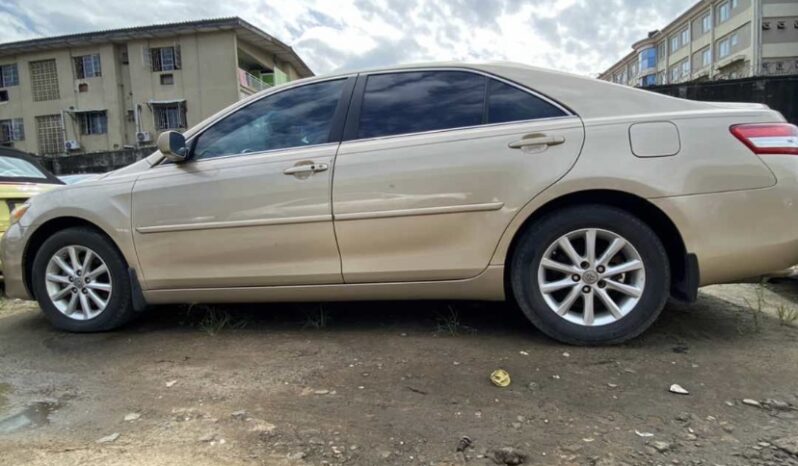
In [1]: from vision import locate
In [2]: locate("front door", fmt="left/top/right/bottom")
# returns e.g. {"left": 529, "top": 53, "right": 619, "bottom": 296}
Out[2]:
{"left": 132, "top": 78, "right": 352, "bottom": 289}
{"left": 332, "top": 70, "right": 585, "bottom": 283}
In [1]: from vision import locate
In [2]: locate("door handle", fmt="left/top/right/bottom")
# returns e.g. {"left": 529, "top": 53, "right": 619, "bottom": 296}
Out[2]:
{"left": 508, "top": 134, "right": 566, "bottom": 149}
{"left": 283, "top": 162, "right": 329, "bottom": 176}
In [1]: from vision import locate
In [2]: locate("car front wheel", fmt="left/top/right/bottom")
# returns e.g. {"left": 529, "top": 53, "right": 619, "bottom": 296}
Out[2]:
{"left": 31, "top": 227, "right": 135, "bottom": 332}
{"left": 511, "top": 205, "right": 670, "bottom": 345}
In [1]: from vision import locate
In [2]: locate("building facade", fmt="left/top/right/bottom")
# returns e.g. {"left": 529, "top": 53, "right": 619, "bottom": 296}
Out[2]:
{"left": 599, "top": 0, "right": 798, "bottom": 88}
{"left": 0, "top": 18, "right": 313, "bottom": 155}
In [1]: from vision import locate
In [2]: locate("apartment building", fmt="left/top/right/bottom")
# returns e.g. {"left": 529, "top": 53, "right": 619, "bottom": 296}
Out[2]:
{"left": 599, "top": 0, "right": 798, "bottom": 87}
{"left": 0, "top": 18, "right": 313, "bottom": 155}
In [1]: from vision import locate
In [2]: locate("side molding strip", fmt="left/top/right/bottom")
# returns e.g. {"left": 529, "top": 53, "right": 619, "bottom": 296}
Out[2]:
{"left": 335, "top": 202, "right": 504, "bottom": 221}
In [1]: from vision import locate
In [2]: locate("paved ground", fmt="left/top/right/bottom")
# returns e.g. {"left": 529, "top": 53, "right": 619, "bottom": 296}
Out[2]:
{"left": 0, "top": 282, "right": 797, "bottom": 466}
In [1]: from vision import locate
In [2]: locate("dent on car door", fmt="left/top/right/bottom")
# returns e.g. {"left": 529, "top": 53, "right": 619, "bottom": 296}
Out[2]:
{"left": 332, "top": 70, "right": 585, "bottom": 283}
{"left": 131, "top": 78, "right": 353, "bottom": 289}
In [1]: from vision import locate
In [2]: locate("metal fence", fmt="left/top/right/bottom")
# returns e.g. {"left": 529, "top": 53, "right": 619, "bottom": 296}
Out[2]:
{"left": 647, "top": 74, "right": 798, "bottom": 125}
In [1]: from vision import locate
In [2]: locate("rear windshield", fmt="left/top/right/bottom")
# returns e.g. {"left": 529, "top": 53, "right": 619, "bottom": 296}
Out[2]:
{"left": 0, "top": 156, "right": 49, "bottom": 180}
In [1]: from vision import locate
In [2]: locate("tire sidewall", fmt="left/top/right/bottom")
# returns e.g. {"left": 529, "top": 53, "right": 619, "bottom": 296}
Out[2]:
{"left": 511, "top": 206, "right": 670, "bottom": 345}
{"left": 31, "top": 228, "right": 132, "bottom": 332}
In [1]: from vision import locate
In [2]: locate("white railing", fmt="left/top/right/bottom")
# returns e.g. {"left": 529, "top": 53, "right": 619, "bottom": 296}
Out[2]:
{"left": 238, "top": 69, "right": 271, "bottom": 93}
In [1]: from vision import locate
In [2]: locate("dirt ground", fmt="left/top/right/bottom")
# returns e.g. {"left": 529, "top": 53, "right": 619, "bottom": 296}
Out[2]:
{"left": 1, "top": 281, "right": 797, "bottom": 466}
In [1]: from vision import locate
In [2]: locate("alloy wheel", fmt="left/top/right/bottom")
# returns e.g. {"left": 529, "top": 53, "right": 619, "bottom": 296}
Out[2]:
{"left": 44, "top": 245, "right": 113, "bottom": 320}
{"left": 537, "top": 228, "right": 645, "bottom": 327}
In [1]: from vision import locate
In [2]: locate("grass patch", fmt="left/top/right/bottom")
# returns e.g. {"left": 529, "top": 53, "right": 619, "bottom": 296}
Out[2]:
{"left": 776, "top": 303, "right": 798, "bottom": 326}
{"left": 435, "top": 305, "right": 474, "bottom": 336}
{"left": 182, "top": 304, "right": 248, "bottom": 336}
{"left": 741, "top": 284, "right": 766, "bottom": 334}
{"left": 301, "top": 304, "right": 331, "bottom": 329}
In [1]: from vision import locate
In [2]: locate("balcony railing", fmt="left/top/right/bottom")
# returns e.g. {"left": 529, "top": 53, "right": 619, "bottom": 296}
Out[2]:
{"left": 238, "top": 69, "right": 271, "bottom": 93}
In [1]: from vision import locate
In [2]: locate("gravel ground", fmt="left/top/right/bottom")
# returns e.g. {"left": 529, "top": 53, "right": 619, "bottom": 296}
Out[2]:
{"left": 0, "top": 281, "right": 797, "bottom": 466}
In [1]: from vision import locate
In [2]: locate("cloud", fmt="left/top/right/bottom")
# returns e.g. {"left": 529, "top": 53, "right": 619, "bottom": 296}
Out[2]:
{"left": 0, "top": 0, "right": 695, "bottom": 76}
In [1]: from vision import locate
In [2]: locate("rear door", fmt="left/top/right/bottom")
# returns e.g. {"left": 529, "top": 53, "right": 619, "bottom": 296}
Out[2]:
{"left": 332, "top": 69, "right": 585, "bottom": 283}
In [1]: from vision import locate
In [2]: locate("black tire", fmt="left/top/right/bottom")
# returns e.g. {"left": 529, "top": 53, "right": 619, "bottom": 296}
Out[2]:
{"left": 511, "top": 205, "right": 670, "bottom": 345}
{"left": 31, "top": 227, "right": 136, "bottom": 332}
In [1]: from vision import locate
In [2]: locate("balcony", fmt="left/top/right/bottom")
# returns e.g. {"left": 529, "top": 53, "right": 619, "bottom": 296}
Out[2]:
{"left": 238, "top": 68, "right": 272, "bottom": 95}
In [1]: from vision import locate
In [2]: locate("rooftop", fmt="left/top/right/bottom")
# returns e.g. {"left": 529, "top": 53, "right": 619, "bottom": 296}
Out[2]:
{"left": 0, "top": 17, "right": 313, "bottom": 78}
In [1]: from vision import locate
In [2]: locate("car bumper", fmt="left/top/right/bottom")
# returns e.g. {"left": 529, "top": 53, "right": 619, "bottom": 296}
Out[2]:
{"left": 1, "top": 222, "right": 31, "bottom": 300}
{"left": 652, "top": 155, "right": 798, "bottom": 285}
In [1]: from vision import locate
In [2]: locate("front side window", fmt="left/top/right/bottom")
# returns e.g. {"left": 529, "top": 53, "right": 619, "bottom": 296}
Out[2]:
{"left": 192, "top": 79, "right": 345, "bottom": 160}
{"left": 74, "top": 54, "right": 102, "bottom": 79}
{"left": 486, "top": 79, "right": 565, "bottom": 123}
{"left": 77, "top": 111, "right": 107, "bottom": 135}
{"left": 0, "top": 64, "right": 19, "bottom": 87}
{"left": 357, "top": 71, "right": 484, "bottom": 139}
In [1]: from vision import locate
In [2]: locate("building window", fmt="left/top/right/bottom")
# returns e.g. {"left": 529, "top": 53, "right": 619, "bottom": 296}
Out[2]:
{"left": 639, "top": 48, "right": 657, "bottom": 70}
{"left": 702, "top": 14, "right": 712, "bottom": 33}
{"left": 670, "top": 35, "right": 679, "bottom": 53}
{"left": 0, "top": 119, "right": 24, "bottom": 143}
{"left": 680, "top": 28, "right": 690, "bottom": 47}
{"left": 35, "top": 114, "right": 64, "bottom": 155}
{"left": 702, "top": 48, "right": 712, "bottom": 67}
{"left": 30, "top": 59, "right": 60, "bottom": 102}
{"left": 149, "top": 46, "right": 181, "bottom": 72}
{"left": 718, "top": 2, "right": 731, "bottom": 23}
{"left": 731, "top": 0, "right": 738, "bottom": 8}
{"left": 160, "top": 73, "right": 174, "bottom": 85}
{"left": 730, "top": 33, "right": 739, "bottom": 47}
{"left": 153, "top": 103, "right": 186, "bottom": 130}
{"left": 681, "top": 60, "right": 690, "bottom": 77}
{"left": 77, "top": 111, "right": 107, "bottom": 135}
{"left": 657, "top": 42, "right": 666, "bottom": 60}
{"left": 0, "top": 64, "right": 19, "bottom": 87}
{"left": 73, "top": 54, "right": 102, "bottom": 79}
{"left": 641, "top": 74, "right": 657, "bottom": 87}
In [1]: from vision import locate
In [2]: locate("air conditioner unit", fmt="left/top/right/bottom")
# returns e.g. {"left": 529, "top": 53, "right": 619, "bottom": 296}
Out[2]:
{"left": 136, "top": 131, "right": 152, "bottom": 143}
{"left": 64, "top": 140, "right": 81, "bottom": 151}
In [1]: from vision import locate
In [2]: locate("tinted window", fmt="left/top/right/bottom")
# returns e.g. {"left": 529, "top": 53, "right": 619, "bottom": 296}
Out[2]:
{"left": 193, "top": 79, "right": 345, "bottom": 160}
{"left": 0, "top": 156, "right": 48, "bottom": 179}
{"left": 357, "top": 71, "right": 485, "bottom": 139}
{"left": 487, "top": 79, "right": 566, "bottom": 124}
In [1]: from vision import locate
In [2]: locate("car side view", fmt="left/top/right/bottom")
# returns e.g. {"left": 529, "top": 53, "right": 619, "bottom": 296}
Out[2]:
{"left": 2, "top": 62, "right": 798, "bottom": 345}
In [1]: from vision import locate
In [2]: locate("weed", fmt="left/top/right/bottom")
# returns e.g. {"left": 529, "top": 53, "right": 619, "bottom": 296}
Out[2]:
{"left": 776, "top": 303, "right": 798, "bottom": 326}
{"left": 435, "top": 305, "right": 467, "bottom": 335}
{"left": 184, "top": 305, "right": 247, "bottom": 336}
{"left": 741, "top": 283, "right": 767, "bottom": 334}
{"left": 302, "top": 304, "right": 330, "bottom": 329}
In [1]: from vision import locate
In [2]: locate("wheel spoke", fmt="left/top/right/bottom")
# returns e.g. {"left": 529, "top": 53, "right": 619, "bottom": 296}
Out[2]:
{"left": 541, "top": 278, "right": 577, "bottom": 294}
{"left": 78, "top": 293, "right": 91, "bottom": 318}
{"left": 602, "top": 259, "right": 643, "bottom": 277}
{"left": 53, "top": 256, "right": 75, "bottom": 276}
{"left": 81, "top": 250, "right": 94, "bottom": 272}
{"left": 557, "top": 286, "right": 581, "bottom": 315}
{"left": 50, "top": 286, "right": 72, "bottom": 301}
{"left": 85, "top": 264, "right": 108, "bottom": 281}
{"left": 583, "top": 293, "right": 594, "bottom": 325}
{"left": 541, "top": 257, "right": 580, "bottom": 275}
{"left": 557, "top": 236, "right": 582, "bottom": 266}
{"left": 46, "top": 273, "right": 71, "bottom": 285}
{"left": 585, "top": 229, "right": 597, "bottom": 264}
{"left": 597, "top": 237, "right": 626, "bottom": 266}
{"left": 67, "top": 247, "right": 80, "bottom": 271}
{"left": 86, "top": 289, "right": 107, "bottom": 309}
{"left": 606, "top": 279, "right": 642, "bottom": 298}
{"left": 597, "top": 288, "right": 624, "bottom": 320}
{"left": 66, "top": 293, "right": 79, "bottom": 313}
{"left": 86, "top": 282, "right": 111, "bottom": 292}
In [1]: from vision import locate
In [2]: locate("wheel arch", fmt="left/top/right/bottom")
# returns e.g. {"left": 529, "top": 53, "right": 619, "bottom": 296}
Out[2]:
{"left": 502, "top": 189, "right": 697, "bottom": 303}
{"left": 23, "top": 217, "right": 126, "bottom": 299}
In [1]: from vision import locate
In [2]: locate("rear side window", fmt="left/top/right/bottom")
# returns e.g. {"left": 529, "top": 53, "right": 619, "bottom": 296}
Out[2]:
{"left": 357, "top": 71, "right": 485, "bottom": 139}
{"left": 486, "top": 79, "right": 566, "bottom": 123}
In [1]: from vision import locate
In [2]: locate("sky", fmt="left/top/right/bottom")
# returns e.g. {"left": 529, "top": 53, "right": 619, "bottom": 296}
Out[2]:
{"left": 0, "top": 0, "right": 695, "bottom": 76}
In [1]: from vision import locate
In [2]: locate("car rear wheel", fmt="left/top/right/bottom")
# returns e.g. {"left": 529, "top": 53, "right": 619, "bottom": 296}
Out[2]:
{"left": 31, "top": 227, "right": 135, "bottom": 332}
{"left": 511, "top": 205, "right": 670, "bottom": 345}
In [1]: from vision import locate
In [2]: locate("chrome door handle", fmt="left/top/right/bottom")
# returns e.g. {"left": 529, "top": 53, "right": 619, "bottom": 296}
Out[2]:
{"left": 508, "top": 134, "right": 566, "bottom": 149}
{"left": 283, "top": 162, "right": 329, "bottom": 175}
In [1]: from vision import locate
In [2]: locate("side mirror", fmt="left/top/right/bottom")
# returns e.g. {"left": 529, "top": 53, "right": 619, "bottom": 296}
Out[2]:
{"left": 157, "top": 131, "right": 188, "bottom": 162}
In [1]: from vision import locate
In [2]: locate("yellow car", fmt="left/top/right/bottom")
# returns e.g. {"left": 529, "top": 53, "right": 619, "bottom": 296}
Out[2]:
{"left": 0, "top": 148, "right": 63, "bottom": 272}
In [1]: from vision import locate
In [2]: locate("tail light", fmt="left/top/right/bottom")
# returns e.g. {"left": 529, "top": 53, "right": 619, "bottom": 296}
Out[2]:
{"left": 730, "top": 123, "right": 798, "bottom": 155}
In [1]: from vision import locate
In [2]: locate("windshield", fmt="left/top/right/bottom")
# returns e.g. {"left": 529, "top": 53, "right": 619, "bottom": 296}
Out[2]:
{"left": 0, "top": 155, "right": 48, "bottom": 179}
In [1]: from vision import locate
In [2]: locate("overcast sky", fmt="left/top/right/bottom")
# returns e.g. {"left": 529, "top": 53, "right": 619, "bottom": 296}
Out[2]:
{"left": 0, "top": 0, "right": 695, "bottom": 76}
